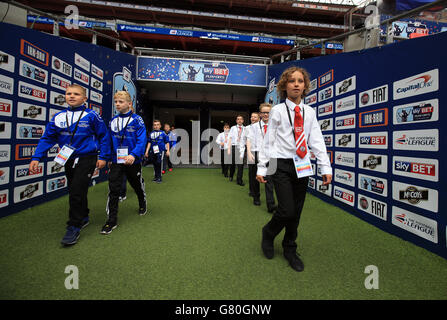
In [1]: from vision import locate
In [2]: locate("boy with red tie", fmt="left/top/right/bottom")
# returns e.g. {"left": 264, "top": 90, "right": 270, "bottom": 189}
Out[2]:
{"left": 216, "top": 123, "right": 230, "bottom": 177}
{"left": 257, "top": 67, "right": 332, "bottom": 272}
{"left": 247, "top": 103, "right": 276, "bottom": 212}
{"left": 227, "top": 115, "right": 246, "bottom": 186}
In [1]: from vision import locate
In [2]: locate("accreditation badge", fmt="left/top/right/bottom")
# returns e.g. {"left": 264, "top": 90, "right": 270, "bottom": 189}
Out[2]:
{"left": 293, "top": 153, "right": 313, "bottom": 179}
{"left": 54, "top": 145, "right": 76, "bottom": 166}
{"left": 153, "top": 145, "right": 160, "bottom": 154}
{"left": 117, "top": 147, "right": 128, "bottom": 164}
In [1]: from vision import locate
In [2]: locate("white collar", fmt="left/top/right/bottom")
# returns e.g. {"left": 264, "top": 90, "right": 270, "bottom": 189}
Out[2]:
{"left": 285, "top": 98, "right": 304, "bottom": 111}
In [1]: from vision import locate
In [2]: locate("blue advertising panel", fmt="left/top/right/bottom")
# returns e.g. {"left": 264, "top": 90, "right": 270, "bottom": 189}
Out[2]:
{"left": 396, "top": 0, "right": 436, "bottom": 11}
{"left": 0, "top": 22, "right": 137, "bottom": 218}
{"left": 117, "top": 23, "right": 293, "bottom": 46}
{"left": 138, "top": 57, "right": 267, "bottom": 87}
{"left": 27, "top": 16, "right": 295, "bottom": 46}
{"left": 266, "top": 32, "right": 447, "bottom": 259}
{"left": 380, "top": 14, "right": 447, "bottom": 39}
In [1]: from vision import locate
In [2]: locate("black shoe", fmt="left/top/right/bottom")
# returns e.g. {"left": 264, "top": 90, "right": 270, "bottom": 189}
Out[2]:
{"left": 100, "top": 222, "right": 117, "bottom": 235}
{"left": 267, "top": 205, "right": 278, "bottom": 214}
{"left": 284, "top": 252, "right": 304, "bottom": 272}
{"left": 253, "top": 198, "right": 261, "bottom": 206}
{"left": 61, "top": 226, "right": 80, "bottom": 246}
{"left": 80, "top": 217, "right": 89, "bottom": 229}
{"left": 261, "top": 227, "right": 274, "bottom": 259}
{"left": 237, "top": 182, "right": 245, "bottom": 186}
{"left": 248, "top": 192, "right": 254, "bottom": 197}
{"left": 229, "top": 177, "right": 233, "bottom": 182}
{"left": 139, "top": 203, "right": 147, "bottom": 215}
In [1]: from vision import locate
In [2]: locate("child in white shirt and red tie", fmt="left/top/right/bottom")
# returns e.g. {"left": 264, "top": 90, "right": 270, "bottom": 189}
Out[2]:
{"left": 257, "top": 66, "right": 332, "bottom": 272}
{"left": 247, "top": 104, "right": 276, "bottom": 212}
{"left": 227, "top": 115, "right": 246, "bottom": 186}
{"left": 216, "top": 123, "right": 230, "bottom": 177}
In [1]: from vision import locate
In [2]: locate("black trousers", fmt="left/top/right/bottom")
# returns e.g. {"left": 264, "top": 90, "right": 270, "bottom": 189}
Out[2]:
{"left": 222, "top": 148, "right": 230, "bottom": 177}
{"left": 220, "top": 149, "right": 225, "bottom": 174}
{"left": 249, "top": 152, "right": 275, "bottom": 208}
{"left": 107, "top": 162, "right": 146, "bottom": 224}
{"left": 150, "top": 151, "right": 164, "bottom": 180}
{"left": 120, "top": 175, "right": 127, "bottom": 197}
{"left": 163, "top": 153, "right": 173, "bottom": 171}
{"left": 64, "top": 155, "right": 97, "bottom": 229}
{"left": 229, "top": 145, "right": 244, "bottom": 184}
{"left": 263, "top": 158, "right": 309, "bottom": 254}
{"left": 248, "top": 151, "right": 258, "bottom": 196}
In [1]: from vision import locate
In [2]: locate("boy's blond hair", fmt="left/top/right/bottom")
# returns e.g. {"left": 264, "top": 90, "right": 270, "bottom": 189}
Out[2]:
{"left": 276, "top": 66, "right": 311, "bottom": 99}
{"left": 259, "top": 103, "right": 272, "bottom": 111}
{"left": 114, "top": 90, "right": 132, "bottom": 102}
{"left": 67, "top": 84, "right": 87, "bottom": 97}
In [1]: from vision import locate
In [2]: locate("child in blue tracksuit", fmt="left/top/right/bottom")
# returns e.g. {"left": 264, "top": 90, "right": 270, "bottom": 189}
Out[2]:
{"left": 29, "top": 84, "right": 110, "bottom": 246}
{"left": 145, "top": 120, "right": 170, "bottom": 183}
{"left": 101, "top": 91, "right": 148, "bottom": 235}
{"left": 162, "top": 123, "right": 177, "bottom": 173}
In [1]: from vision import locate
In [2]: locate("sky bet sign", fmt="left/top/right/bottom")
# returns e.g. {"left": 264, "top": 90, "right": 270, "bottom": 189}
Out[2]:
{"left": 393, "top": 156, "right": 438, "bottom": 182}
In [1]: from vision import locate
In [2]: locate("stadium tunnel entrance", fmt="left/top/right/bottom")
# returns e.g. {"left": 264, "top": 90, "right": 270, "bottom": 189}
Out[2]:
{"left": 137, "top": 81, "right": 266, "bottom": 165}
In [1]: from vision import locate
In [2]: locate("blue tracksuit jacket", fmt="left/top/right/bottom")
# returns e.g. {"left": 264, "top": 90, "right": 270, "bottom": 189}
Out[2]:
{"left": 32, "top": 104, "right": 110, "bottom": 161}
{"left": 109, "top": 110, "right": 147, "bottom": 164}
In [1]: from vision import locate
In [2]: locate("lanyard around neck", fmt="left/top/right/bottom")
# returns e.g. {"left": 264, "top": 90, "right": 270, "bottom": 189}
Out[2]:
{"left": 259, "top": 121, "right": 266, "bottom": 138}
{"left": 118, "top": 112, "right": 132, "bottom": 146}
{"left": 66, "top": 108, "right": 85, "bottom": 146}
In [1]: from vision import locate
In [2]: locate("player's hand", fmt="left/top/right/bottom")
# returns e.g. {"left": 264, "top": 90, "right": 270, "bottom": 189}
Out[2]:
{"left": 256, "top": 175, "right": 267, "bottom": 184}
{"left": 96, "top": 159, "right": 106, "bottom": 169}
{"left": 29, "top": 160, "right": 40, "bottom": 174}
{"left": 322, "top": 174, "right": 332, "bottom": 185}
{"left": 227, "top": 149, "right": 231, "bottom": 155}
{"left": 247, "top": 152, "right": 254, "bottom": 163}
{"left": 166, "top": 151, "right": 170, "bottom": 157}
{"left": 124, "top": 155, "right": 135, "bottom": 165}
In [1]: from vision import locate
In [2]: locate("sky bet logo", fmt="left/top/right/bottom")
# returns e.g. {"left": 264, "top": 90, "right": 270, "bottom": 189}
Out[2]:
{"left": 15, "top": 164, "right": 43, "bottom": 182}
{"left": 392, "top": 156, "right": 438, "bottom": 182}
{"left": 360, "top": 136, "right": 385, "bottom": 145}
{"left": 359, "top": 132, "right": 387, "bottom": 149}
{"left": 394, "top": 161, "right": 435, "bottom": 177}
{"left": 19, "top": 82, "right": 47, "bottom": 102}
{"left": 336, "top": 117, "right": 354, "bottom": 128}
{"left": 334, "top": 188, "right": 354, "bottom": 205}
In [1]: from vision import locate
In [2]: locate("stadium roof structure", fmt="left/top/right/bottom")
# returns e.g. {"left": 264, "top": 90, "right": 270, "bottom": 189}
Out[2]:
{"left": 14, "top": 0, "right": 364, "bottom": 57}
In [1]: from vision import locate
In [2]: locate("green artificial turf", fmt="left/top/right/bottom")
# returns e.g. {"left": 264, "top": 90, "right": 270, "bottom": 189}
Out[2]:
{"left": 0, "top": 168, "right": 446, "bottom": 300}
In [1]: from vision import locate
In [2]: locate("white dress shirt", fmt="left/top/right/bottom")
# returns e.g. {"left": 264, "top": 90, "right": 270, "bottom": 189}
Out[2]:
{"left": 247, "top": 120, "right": 267, "bottom": 152}
{"left": 216, "top": 131, "right": 230, "bottom": 150}
{"left": 257, "top": 98, "right": 332, "bottom": 177}
{"left": 228, "top": 124, "right": 245, "bottom": 147}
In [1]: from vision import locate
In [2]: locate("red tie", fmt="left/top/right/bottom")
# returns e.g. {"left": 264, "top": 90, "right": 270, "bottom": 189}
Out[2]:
{"left": 294, "top": 106, "right": 307, "bottom": 158}
{"left": 263, "top": 124, "right": 267, "bottom": 134}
